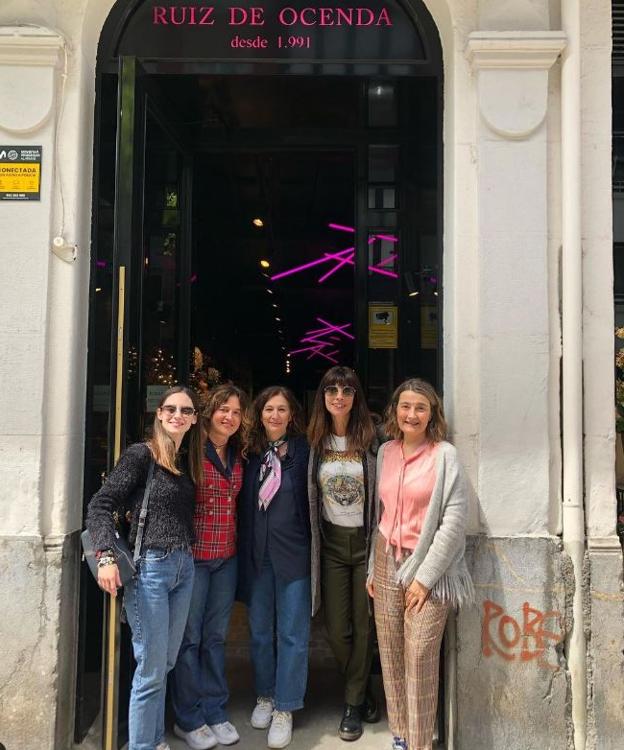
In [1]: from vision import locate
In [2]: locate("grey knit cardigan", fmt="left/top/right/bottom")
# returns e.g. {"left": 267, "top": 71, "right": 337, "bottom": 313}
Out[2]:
{"left": 368, "top": 440, "right": 475, "bottom": 609}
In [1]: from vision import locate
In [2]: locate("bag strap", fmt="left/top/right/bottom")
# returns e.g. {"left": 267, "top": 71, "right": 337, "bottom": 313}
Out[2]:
{"left": 133, "top": 459, "right": 156, "bottom": 564}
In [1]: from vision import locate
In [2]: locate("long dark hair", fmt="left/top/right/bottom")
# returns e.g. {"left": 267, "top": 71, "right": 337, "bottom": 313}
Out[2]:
{"left": 148, "top": 385, "right": 204, "bottom": 485}
{"left": 245, "top": 386, "right": 305, "bottom": 456}
{"left": 307, "top": 366, "right": 375, "bottom": 454}
{"left": 202, "top": 383, "right": 250, "bottom": 453}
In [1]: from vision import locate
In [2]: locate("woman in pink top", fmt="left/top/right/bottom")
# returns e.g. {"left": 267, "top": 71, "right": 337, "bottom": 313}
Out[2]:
{"left": 367, "top": 379, "right": 473, "bottom": 750}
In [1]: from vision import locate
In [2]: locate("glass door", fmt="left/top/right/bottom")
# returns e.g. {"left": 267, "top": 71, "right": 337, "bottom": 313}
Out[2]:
{"left": 78, "top": 56, "right": 192, "bottom": 750}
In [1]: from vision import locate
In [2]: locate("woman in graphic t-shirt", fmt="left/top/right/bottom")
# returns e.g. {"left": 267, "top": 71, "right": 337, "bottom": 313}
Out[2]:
{"left": 307, "top": 366, "right": 379, "bottom": 742}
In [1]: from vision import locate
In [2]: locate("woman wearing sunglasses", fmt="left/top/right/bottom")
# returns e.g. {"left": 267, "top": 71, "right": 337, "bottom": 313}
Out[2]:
{"left": 171, "top": 384, "right": 249, "bottom": 750}
{"left": 86, "top": 386, "right": 203, "bottom": 750}
{"left": 307, "top": 366, "right": 379, "bottom": 742}
{"left": 237, "top": 386, "right": 311, "bottom": 749}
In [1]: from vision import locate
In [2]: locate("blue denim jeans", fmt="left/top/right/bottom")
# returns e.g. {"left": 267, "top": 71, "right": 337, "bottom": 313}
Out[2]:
{"left": 123, "top": 548, "right": 194, "bottom": 750}
{"left": 247, "top": 556, "right": 311, "bottom": 711}
{"left": 171, "top": 556, "right": 238, "bottom": 729}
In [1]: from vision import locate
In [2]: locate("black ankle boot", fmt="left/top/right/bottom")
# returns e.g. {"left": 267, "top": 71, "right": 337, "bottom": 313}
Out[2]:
{"left": 361, "top": 690, "right": 380, "bottom": 723}
{"left": 339, "top": 703, "right": 363, "bottom": 741}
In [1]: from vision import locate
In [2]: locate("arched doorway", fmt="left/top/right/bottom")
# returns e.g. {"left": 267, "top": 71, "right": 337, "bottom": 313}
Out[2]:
{"left": 77, "top": 2, "right": 443, "bottom": 747}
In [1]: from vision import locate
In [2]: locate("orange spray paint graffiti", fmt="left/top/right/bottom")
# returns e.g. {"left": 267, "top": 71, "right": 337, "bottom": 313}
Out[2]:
{"left": 482, "top": 600, "right": 564, "bottom": 670}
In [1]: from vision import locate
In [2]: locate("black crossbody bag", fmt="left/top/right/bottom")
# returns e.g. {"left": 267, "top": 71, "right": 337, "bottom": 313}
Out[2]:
{"left": 81, "top": 460, "right": 156, "bottom": 586}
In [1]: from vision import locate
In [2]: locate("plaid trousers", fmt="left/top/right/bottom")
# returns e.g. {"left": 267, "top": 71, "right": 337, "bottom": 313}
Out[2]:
{"left": 373, "top": 534, "right": 449, "bottom": 750}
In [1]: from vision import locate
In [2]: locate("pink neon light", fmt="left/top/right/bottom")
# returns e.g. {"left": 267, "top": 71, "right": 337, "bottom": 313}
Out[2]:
{"left": 374, "top": 234, "right": 398, "bottom": 243}
{"left": 318, "top": 251, "right": 354, "bottom": 283}
{"left": 328, "top": 223, "right": 355, "bottom": 233}
{"left": 301, "top": 322, "right": 353, "bottom": 339}
{"left": 270, "top": 247, "right": 353, "bottom": 281}
{"left": 288, "top": 317, "right": 353, "bottom": 366}
{"left": 376, "top": 253, "right": 398, "bottom": 268}
{"left": 316, "top": 317, "right": 355, "bottom": 340}
{"left": 272, "top": 221, "right": 399, "bottom": 282}
{"left": 289, "top": 342, "right": 331, "bottom": 355}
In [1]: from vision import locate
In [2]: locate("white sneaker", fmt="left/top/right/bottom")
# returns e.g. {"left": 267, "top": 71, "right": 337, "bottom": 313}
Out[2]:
{"left": 251, "top": 696, "right": 274, "bottom": 729}
{"left": 267, "top": 710, "right": 293, "bottom": 749}
{"left": 209, "top": 721, "right": 240, "bottom": 745}
{"left": 156, "top": 744, "right": 171, "bottom": 750}
{"left": 174, "top": 723, "right": 218, "bottom": 750}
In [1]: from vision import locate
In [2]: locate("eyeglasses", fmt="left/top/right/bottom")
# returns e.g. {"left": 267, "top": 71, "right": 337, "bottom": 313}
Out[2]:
{"left": 324, "top": 385, "right": 356, "bottom": 398}
{"left": 160, "top": 405, "right": 197, "bottom": 417}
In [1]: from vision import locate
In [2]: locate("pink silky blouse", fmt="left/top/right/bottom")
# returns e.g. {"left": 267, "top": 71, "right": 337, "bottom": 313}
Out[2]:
{"left": 378, "top": 439, "right": 439, "bottom": 559}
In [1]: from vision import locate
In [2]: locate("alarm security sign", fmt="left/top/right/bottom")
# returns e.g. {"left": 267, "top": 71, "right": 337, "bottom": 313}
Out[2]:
{"left": 0, "top": 146, "right": 42, "bottom": 201}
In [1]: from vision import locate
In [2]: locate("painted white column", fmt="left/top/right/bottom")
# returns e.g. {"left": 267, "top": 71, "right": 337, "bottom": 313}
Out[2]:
{"left": 466, "top": 32, "right": 565, "bottom": 536}
{"left": 0, "top": 26, "right": 78, "bottom": 750}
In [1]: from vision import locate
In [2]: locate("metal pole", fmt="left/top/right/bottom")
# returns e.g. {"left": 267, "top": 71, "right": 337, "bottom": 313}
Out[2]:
{"left": 560, "top": 2, "right": 587, "bottom": 747}
{"left": 103, "top": 265, "right": 126, "bottom": 750}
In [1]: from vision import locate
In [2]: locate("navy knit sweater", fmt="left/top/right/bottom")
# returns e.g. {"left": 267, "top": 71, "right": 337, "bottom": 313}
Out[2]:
{"left": 86, "top": 442, "right": 196, "bottom": 554}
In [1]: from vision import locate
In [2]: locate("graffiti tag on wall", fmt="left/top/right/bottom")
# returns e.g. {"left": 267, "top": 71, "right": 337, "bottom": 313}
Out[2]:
{"left": 482, "top": 600, "right": 563, "bottom": 670}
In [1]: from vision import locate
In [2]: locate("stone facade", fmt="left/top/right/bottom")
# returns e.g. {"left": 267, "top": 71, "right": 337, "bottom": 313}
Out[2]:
{"left": 0, "top": 1, "right": 621, "bottom": 749}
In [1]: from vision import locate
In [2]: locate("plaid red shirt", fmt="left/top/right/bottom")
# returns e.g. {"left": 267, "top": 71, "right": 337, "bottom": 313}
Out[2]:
{"left": 192, "top": 451, "right": 242, "bottom": 561}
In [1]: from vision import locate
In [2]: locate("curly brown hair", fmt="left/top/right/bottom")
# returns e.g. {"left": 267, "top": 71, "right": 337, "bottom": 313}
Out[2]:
{"left": 201, "top": 384, "right": 250, "bottom": 452}
{"left": 245, "top": 386, "right": 306, "bottom": 456}
{"left": 307, "top": 366, "right": 375, "bottom": 453}
{"left": 384, "top": 378, "right": 448, "bottom": 443}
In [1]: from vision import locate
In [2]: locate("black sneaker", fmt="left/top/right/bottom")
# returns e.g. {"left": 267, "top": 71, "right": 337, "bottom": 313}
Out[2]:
{"left": 339, "top": 704, "right": 363, "bottom": 741}
{"left": 360, "top": 690, "right": 380, "bottom": 724}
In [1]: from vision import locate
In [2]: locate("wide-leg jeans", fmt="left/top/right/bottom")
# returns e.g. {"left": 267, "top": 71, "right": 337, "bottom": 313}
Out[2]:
{"left": 171, "top": 555, "right": 238, "bottom": 730}
{"left": 247, "top": 555, "right": 311, "bottom": 712}
{"left": 123, "top": 548, "right": 194, "bottom": 750}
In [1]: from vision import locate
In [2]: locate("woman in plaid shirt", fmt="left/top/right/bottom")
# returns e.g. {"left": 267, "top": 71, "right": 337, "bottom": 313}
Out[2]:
{"left": 171, "top": 384, "right": 249, "bottom": 750}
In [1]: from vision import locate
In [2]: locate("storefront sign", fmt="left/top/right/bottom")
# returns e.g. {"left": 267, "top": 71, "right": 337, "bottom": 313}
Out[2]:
{"left": 0, "top": 146, "right": 42, "bottom": 201}
{"left": 368, "top": 303, "right": 398, "bottom": 349}
{"left": 116, "top": 0, "right": 426, "bottom": 63}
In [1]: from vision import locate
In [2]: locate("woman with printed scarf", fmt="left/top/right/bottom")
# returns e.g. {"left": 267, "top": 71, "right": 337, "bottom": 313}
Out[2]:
{"left": 237, "top": 386, "right": 311, "bottom": 750}
{"left": 307, "top": 366, "right": 379, "bottom": 742}
{"left": 367, "top": 379, "right": 474, "bottom": 750}
{"left": 171, "top": 384, "right": 249, "bottom": 750}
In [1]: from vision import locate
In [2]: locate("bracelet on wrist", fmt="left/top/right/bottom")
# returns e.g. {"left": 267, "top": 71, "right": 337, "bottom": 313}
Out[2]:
{"left": 95, "top": 548, "right": 114, "bottom": 560}
{"left": 97, "top": 556, "right": 116, "bottom": 568}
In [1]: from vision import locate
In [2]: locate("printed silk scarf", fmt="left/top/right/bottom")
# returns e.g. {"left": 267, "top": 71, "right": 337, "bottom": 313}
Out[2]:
{"left": 258, "top": 438, "right": 287, "bottom": 510}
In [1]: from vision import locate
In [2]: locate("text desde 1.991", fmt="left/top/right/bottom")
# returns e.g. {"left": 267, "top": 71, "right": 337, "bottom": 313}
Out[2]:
{"left": 231, "top": 33, "right": 310, "bottom": 48}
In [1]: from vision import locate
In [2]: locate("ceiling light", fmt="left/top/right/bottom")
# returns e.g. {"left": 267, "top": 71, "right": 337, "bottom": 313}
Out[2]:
{"left": 267, "top": 288, "right": 274, "bottom": 294}
{"left": 260, "top": 259, "right": 270, "bottom": 269}
{"left": 253, "top": 218, "right": 264, "bottom": 227}
{"left": 275, "top": 317, "right": 281, "bottom": 322}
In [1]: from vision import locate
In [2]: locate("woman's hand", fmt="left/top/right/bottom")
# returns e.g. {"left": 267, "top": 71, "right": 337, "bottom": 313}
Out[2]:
{"left": 366, "top": 581, "right": 375, "bottom": 598}
{"left": 97, "top": 563, "right": 122, "bottom": 597}
{"left": 405, "top": 579, "right": 430, "bottom": 614}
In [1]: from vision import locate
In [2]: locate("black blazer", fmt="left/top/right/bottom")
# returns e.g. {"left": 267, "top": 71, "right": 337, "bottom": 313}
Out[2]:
{"left": 237, "top": 434, "right": 311, "bottom": 605}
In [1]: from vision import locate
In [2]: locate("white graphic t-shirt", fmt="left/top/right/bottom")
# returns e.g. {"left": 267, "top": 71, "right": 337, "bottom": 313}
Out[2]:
{"left": 319, "top": 435, "right": 365, "bottom": 527}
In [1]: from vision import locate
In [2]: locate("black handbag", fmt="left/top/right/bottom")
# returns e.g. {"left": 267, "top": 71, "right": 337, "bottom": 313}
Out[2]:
{"left": 81, "top": 460, "right": 156, "bottom": 587}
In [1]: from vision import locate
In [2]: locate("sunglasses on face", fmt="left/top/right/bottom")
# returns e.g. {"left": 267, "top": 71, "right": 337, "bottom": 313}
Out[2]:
{"left": 324, "top": 385, "right": 356, "bottom": 398}
{"left": 160, "top": 404, "right": 197, "bottom": 417}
